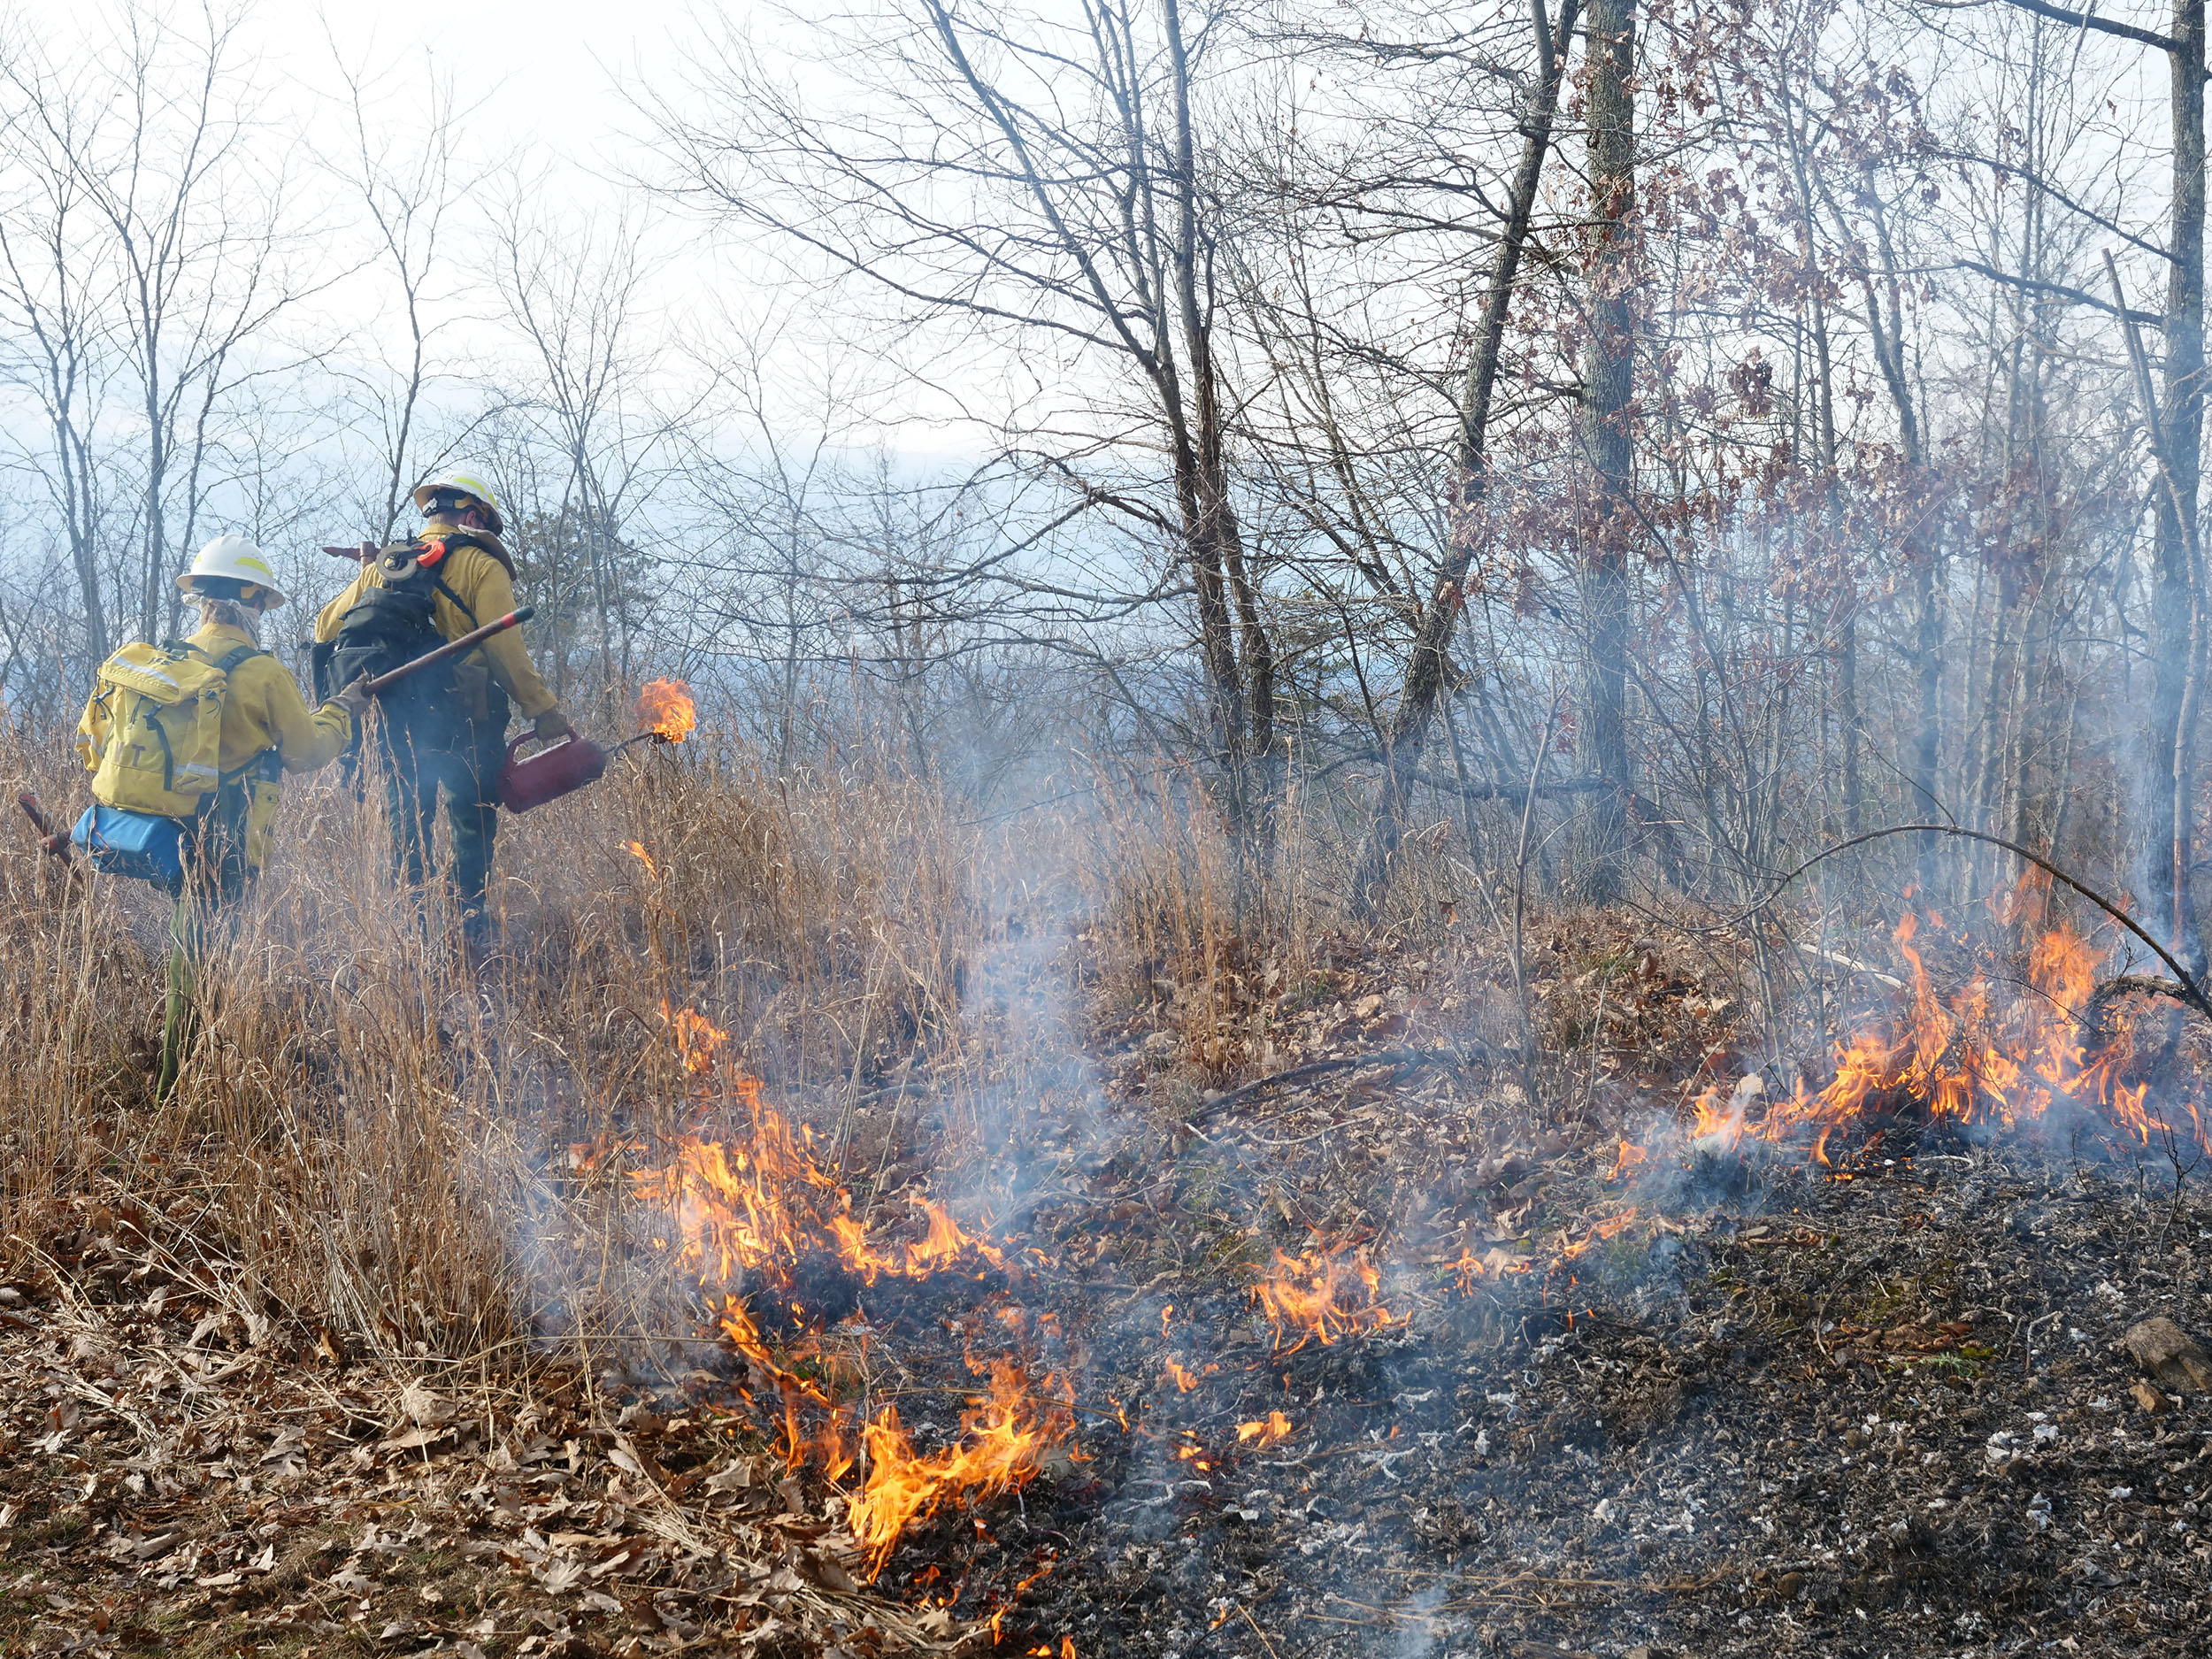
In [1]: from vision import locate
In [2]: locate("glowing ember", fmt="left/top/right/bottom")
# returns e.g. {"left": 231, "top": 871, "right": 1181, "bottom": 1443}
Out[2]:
{"left": 1236, "top": 1410, "right": 1294, "bottom": 1447}
{"left": 637, "top": 678, "right": 696, "bottom": 742}
{"left": 1250, "top": 1244, "right": 1396, "bottom": 1351}
{"left": 845, "top": 1362, "right": 1073, "bottom": 1578}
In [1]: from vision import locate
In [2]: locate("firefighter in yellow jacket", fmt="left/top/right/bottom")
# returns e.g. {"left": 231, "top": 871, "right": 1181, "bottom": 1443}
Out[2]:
{"left": 76, "top": 536, "right": 365, "bottom": 1096}
{"left": 313, "top": 470, "right": 571, "bottom": 949}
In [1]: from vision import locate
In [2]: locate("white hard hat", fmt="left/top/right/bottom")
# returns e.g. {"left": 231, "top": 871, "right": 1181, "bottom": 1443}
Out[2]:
{"left": 176, "top": 535, "right": 286, "bottom": 609}
{"left": 412, "top": 468, "right": 503, "bottom": 531}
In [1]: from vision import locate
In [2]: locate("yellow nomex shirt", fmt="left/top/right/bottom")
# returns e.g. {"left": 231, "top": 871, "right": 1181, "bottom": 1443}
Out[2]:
{"left": 311, "top": 526, "right": 557, "bottom": 720}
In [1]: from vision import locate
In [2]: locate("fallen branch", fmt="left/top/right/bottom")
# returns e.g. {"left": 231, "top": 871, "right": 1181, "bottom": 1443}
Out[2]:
{"left": 2084, "top": 974, "right": 2197, "bottom": 1037}
{"left": 1190, "top": 1043, "right": 1494, "bottom": 1125}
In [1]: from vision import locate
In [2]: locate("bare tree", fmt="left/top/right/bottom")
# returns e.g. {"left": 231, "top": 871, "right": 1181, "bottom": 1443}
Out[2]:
{"left": 0, "top": 67, "right": 117, "bottom": 661}
{"left": 491, "top": 191, "right": 672, "bottom": 700}
{"left": 1325, "top": 0, "right": 1584, "bottom": 911}
{"left": 645, "top": 0, "right": 1280, "bottom": 881}
{"left": 0, "top": 4, "right": 312, "bottom": 650}
{"left": 323, "top": 35, "right": 483, "bottom": 544}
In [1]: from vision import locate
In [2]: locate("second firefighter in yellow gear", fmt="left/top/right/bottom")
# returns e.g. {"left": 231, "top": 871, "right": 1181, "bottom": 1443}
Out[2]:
{"left": 313, "top": 472, "right": 571, "bottom": 944}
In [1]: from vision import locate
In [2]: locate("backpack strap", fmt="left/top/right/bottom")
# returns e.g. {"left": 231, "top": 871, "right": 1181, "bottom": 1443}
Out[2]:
{"left": 175, "top": 640, "right": 265, "bottom": 675}
{"left": 188, "top": 641, "right": 276, "bottom": 791}
{"left": 432, "top": 572, "right": 478, "bottom": 628}
{"left": 374, "top": 541, "right": 480, "bottom": 629}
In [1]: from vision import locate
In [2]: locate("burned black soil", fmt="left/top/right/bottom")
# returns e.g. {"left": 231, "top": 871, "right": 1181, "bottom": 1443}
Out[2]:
{"left": 856, "top": 1118, "right": 2212, "bottom": 1659}
{"left": 6, "top": 914, "right": 2212, "bottom": 1659}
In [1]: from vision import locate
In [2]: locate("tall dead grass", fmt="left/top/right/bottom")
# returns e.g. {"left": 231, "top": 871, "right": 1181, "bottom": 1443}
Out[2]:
{"left": 0, "top": 718, "right": 982, "bottom": 1373}
{"left": 2, "top": 712, "right": 1465, "bottom": 1377}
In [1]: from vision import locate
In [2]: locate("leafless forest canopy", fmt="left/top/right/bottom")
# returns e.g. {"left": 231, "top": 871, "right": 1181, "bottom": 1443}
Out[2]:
{"left": 0, "top": 0, "right": 2208, "bottom": 932}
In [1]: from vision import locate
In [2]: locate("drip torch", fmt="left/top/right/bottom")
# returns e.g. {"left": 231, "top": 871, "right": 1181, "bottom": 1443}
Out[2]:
{"left": 16, "top": 792, "right": 73, "bottom": 863}
{"left": 345, "top": 604, "right": 611, "bottom": 814}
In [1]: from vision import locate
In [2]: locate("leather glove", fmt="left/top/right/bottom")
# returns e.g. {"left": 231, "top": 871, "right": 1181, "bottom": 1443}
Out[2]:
{"left": 331, "top": 681, "right": 372, "bottom": 720}
{"left": 534, "top": 707, "right": 573, "bottom": 743}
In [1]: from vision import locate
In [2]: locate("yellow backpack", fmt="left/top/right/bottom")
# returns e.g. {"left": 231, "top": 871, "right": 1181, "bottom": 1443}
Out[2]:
{"left": 81, "top": 641, "right": 257, "bottom": 818}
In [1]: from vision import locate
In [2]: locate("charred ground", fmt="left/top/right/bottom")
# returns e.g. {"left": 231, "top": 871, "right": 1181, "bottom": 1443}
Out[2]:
{"left": 3, "top": 908, "right": 2209, "bottom": 1658}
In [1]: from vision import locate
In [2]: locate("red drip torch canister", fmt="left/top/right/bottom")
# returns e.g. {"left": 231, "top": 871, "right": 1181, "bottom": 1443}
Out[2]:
{"left": 498, "top": 732, "right": 608, "bottom": 813}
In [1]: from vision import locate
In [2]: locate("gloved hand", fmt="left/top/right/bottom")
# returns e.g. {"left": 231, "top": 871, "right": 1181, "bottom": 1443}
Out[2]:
{"left": 331, "top": 681, "right": 372, "bottom": 720}
{"left": 534, "top": 707, "right": 573, "bottom": 743}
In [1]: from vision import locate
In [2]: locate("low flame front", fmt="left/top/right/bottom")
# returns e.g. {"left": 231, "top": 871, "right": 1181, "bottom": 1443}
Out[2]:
{"left": 1679, "top": 881, "right": 2203, "bottom": 1164}
{"left": 1251, "top": 1244, "right": 1397, "bottom": 1350}
{"left": 847, "top": 1362, "right": 1075, "bottom": 1576}
{"left": 615, "top": 997, "right": 1068, "bottom": 1582}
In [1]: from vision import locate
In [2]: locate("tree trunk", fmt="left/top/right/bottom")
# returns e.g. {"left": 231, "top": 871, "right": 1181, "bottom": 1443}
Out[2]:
{"left": 1348, "top": 0, "right": 1579, "bottom": 914}
{"left": 1578, "top": 0, "right": 1636, "bottom": 901}
{"left": 1166, "top": 0, "right": 1275, "bottom": 897}
{"left": 2148, "top": 0, "right": 2206, "bottom": 957}
{"left": 1856, "top": 184, "right": 1939, "bottom": 890}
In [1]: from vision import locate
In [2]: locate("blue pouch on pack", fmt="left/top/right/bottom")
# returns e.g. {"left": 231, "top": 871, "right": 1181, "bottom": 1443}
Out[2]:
{"left": 72, "top": 804, "right": 189, "bottom": 893}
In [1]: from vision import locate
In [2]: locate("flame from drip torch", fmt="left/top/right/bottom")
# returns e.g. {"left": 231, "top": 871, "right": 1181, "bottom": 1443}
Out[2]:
{"left": 637, "top": 678, "right": 696, "bottom": 743}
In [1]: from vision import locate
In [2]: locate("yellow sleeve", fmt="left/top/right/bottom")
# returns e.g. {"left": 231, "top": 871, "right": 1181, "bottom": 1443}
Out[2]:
{"left": 75, "top": 687, "right": 108, "bottom": 772}
{"left": 242, "top": 659, "right": 353, "bottom": 774}
{"left": 449, "top": 554, "right": 558, "bottom": 718}
{"left": 314, "top": 568, "right": 373, "bottom": 643}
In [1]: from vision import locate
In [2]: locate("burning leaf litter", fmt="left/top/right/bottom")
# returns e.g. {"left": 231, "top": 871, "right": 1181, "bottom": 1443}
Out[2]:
{"left": 1653, "top": 886, "right": 2209, "bottom": 1171}
{"left": 13, "top": 823, "right": 2212, "bottom": 1654}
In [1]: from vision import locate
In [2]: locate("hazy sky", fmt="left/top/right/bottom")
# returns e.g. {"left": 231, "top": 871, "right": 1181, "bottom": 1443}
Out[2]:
{"left": 313, "top": 0, "right": 697, "bottom": 163}
{"left": 15, "top": 0, "right": 702, "bottom": 178}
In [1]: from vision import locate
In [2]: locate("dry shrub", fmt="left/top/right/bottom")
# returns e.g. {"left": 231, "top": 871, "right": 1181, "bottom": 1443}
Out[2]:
{"left": 1064, "top": 764, "right": 1333, "bottom": 1075}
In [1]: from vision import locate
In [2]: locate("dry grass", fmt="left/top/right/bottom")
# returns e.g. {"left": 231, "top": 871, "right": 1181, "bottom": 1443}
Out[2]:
{"left": 0, "top": 716, "right": 989, "bottom": 1378}
{"left": 2, "top": 704, "right": 1503, "bottom": 1388}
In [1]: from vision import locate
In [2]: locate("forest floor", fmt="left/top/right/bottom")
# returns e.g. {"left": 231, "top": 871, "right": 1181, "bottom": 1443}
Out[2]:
{"left": 3, "top": 913, "right": 2209, "bottom": 1658}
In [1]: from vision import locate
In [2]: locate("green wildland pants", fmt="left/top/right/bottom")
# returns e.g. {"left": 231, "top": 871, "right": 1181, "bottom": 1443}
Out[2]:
{"left": 380, "top": 700, "right": 508, "bottom": 945}
{"left": 157, "top": 827, "right": 250, "bottom": 1101}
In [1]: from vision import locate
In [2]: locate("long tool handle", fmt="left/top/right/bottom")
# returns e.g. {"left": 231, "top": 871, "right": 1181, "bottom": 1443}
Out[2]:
{"left": 359, "top": 605, "right": 534, "bottom": 695}
{"left": 17, "top": 792, "right": 73, "bottom": 862}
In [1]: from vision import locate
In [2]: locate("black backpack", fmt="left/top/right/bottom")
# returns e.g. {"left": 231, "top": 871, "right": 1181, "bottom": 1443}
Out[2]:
{"left": 314, "top": 545, "right": 477, "bottom": 749}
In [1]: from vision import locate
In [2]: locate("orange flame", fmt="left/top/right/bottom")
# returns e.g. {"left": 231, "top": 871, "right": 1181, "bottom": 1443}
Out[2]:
{"left": 622, "top": 1002, "right": 1067, "bottom": 1572}
{"left": 638, "top": 678, "right": 696, "bottom": 742}
{"left": 1663, "top": 880, "right": 2189, "bottom": 1166}
{"left": 1250, "top": 1245, "right": 1396, "bottom": 1351}
{"left": 622, "top": 840, "right": 657, "bottom": 877}
{"left": 1163, "top": 1355, "right": 1215, "bottom": 1393}
{"left": 846, "top": 1363, "right": 1073, "bottom": 1578}
{"left": 1558, "top": 1207, "right": 1640, "bottom": 1261}
{"left": 1236, "top": 1410, "right": 1294, "bottom": 1447}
